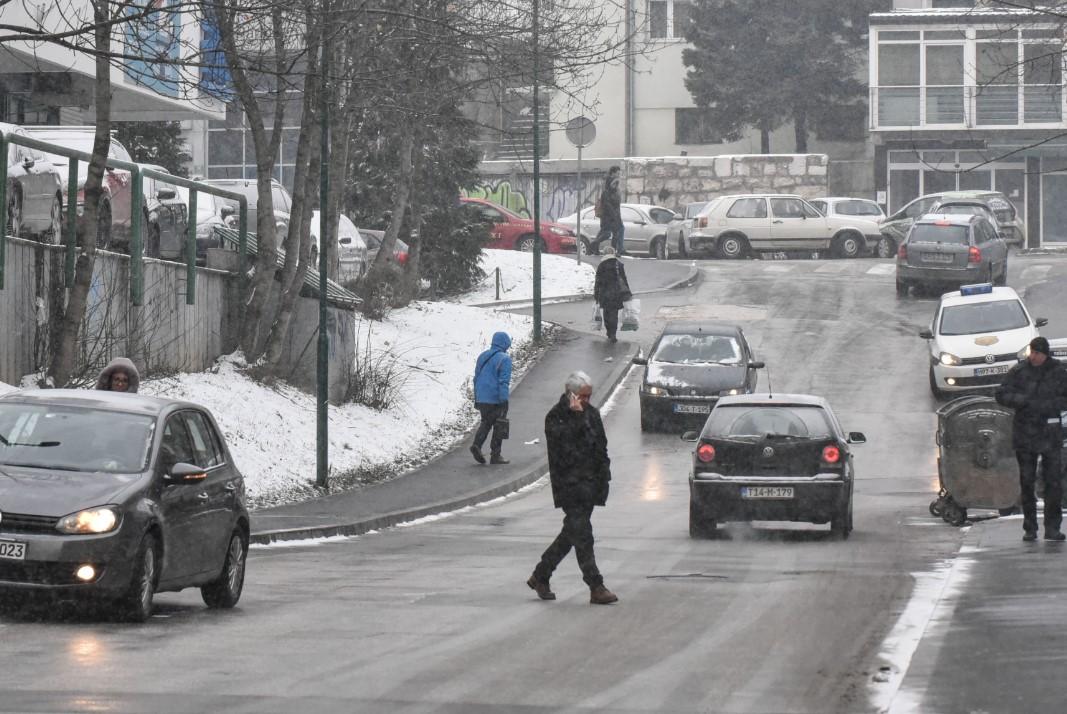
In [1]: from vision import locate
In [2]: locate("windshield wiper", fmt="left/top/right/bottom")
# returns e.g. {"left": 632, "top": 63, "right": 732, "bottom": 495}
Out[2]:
{"left": 0, "top": 440, "right": 60, "bottom": 447}
{"left": 0, "top": 462, "right": 82, "bottom": 472}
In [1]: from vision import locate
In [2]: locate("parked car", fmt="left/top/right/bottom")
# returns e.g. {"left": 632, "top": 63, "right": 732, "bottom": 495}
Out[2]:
{"left": 632, "top": 322, "right": 762, "bottom": 432}
{"left": 687, "top": 194, "right": 882, "bottom": 259}
{"left": 360, "top": 228, "right": 410, "bottom": 267}
{"left": 24, "top": 126, "right": 136, "bottom": 250}
{"left": 920, "top": 283, "right": 1046, "bottom": 398}
{"left": 1, "top": 122, "right": 64, "bottom": 242}
{"left": 187, "top": 189, "right": 237, "bottom": 264}
{"left": 0, "top": 389, "right": 250, "bottom": 621}
{"left": 665, "top": 201, "right": 711, "bottom": 258}
{"left": 310, "top": 211, "right": 369, "bottom": 283}
{"left": 930, "top": 199, "right": 1002, "bottom": 237}
{"left": 895, "top": 213, "right": 1009, "bottom": 296}
{"left": 201, "top": 178, "right": 292, "bottom": 238}
{"left": 139, "top": 165, "right": 188, "bottom": 260}
{"left": 808, "top": 197, "right": 885, "bottom": 221}
{"left": 685, "top": 394, "right": 865, "bottom": 539}
{"left": 880, "top": 190, "right": 1025, "bottom": 258}
{"left": 460, "top": 197, "right": 577, "bottom": 254}
{"left": 555, "top": 203, "right": 677, "bottom": 258}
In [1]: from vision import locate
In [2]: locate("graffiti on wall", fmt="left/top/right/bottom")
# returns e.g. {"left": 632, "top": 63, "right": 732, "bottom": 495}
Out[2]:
{"left": 464, "top": 173, "right": 605, "bottom": 223}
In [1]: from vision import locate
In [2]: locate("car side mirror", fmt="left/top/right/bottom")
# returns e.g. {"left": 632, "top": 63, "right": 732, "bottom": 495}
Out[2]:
{"left": 165, "top": 462, "right": 207, "bottom": 484}
{"left": 220, "top": 204, "right": 236, "bottom": 219}
{"left": 748, "top": 361, "right": 765, "bottom": 369}
{"left": 1035, "top": 317, "right": 1049, "bottom": 327}
{"left": 156, "top": 188, "right": 177, "bottom": 200}
{"left": 848, "top": 432, "right": 867, "bottom": 444}
{"left": 680, "top": 431, "right": 699, "bottom": 442}
{"left": 919, "top": 329, "right": 933, "bottom": 339}
{"left": 632, "top": 356, "right": 648, "bottom": 365}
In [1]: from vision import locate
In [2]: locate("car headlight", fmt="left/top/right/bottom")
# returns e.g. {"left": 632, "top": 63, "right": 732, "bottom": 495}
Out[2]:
{"left": 56, "top": 506, "right": 120, "bottom": 535}
{"left": 645, "top": 385, "right": 670, "bottom": 396}
{"left": 1018, "top": 344, "right": 1031, "bottom": 360}
{"left": 548, "top": 226, "right": 573, "bottom": 236}
{"left": 719, "top": 388, "right": 742, "bottom": 396}
{"left": 939, "top": 352, "right": 962, "bottom": 366}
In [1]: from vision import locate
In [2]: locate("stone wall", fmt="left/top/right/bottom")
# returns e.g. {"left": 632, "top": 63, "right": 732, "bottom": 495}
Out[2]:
{"left": 625, "top": 154, "right": 829, "bottom": 209}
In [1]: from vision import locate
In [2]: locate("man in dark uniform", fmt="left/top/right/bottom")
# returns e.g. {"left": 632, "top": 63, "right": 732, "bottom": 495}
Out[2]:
{"left": 996, "top": 336, "right": 1067, "bottom": 541}
{"left": 527, "top": 371, "right": 618, "bottom": 604}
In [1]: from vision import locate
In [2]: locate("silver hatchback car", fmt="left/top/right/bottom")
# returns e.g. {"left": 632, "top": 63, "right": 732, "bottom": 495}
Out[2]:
{"left": 896, "top": 214, "right": 1009, "bottom": 296}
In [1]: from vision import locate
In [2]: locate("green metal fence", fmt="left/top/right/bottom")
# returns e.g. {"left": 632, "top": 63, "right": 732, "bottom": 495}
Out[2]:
{"left": 0, "top": 129, "right": 248, "bottom": 305}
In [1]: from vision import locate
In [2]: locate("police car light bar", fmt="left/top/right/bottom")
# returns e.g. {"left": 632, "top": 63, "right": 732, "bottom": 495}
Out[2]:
{"left": 960, "top": 283, "right": 994, "bottom": 296}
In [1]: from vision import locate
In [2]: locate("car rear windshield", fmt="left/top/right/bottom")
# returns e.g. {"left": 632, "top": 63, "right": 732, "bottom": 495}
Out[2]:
{"left": 939, "top": 299, "right": 1030, "bottom": 335}
{"left": 835, "top": 200, "right": 882, "bottom": 217}
{"left": 653, "top": 334, "right": 743, "bottom": 365}
{"left": 704, "top": 405, "right": 833, "bottom": 438}
{"left": 909, "top": 224, "right": 969, "bottom": 245}
{"left": 935, "top": 204, "right": 988, "bottom": 218}
{"left": 0, "top": 404, "right": 155, "bottom": 474}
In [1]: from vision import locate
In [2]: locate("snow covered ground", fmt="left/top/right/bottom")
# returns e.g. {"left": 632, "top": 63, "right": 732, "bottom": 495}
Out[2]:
{"left": 0, "top": 250, "right": 595, "bottom": 508}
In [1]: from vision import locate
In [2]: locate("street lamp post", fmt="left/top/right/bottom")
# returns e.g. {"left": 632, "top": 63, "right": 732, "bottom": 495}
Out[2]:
{"left": 532, "top": 0, "right": 542, "bottom": 342}
{"left": 316, "top": 7, "right": 330, "bottom": 490}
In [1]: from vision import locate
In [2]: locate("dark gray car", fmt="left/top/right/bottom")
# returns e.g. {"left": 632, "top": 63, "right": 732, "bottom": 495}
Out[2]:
{"left": 896, "top": 214, "right": 1009, "bottom": 297}
{"left": 0, "top": 390, "right": 249, "bottom": 621}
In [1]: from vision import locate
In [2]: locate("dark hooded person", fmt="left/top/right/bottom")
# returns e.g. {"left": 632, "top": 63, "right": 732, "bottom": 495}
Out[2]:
{"left": 995, "top": 336, "right": 1067, "bottom": 541}
{"left": 527, "top": 370, "right": 618, "bottom": 605}
{"left": 471, "top": 331, "right": 513, "bottom": 465}
{"left": 95, "top": 357, "right": 141, "bottom": 394}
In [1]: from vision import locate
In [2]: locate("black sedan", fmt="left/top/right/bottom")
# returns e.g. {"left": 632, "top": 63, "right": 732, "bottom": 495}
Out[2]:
{"left": 685, "top": 394, "right": 866, "bottom": 539}
{"left": 633, "top": 322, "right": 762, "bottom": 432}
{"left": 0, "top": 390, "right": 249, "bottom": 621}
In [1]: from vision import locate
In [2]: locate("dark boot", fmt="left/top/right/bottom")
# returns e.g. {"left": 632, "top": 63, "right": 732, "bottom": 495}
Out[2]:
{"left": 527, "top": 575, "right": 555, "bottom": 601}
{"left": 490, "top": 454, "right": 510, "bottom": 465}
{"left": 589, "top": 584, "right": 618, "bottom": 605}
{"left": 1045, "top": 530, "right": 1065, "bottom": 541}
{"left": 1023, "top": 531, "right": 1038, "bottom": 541}
{"left": 469, "top": 445, "right": 486, "bottom": 464}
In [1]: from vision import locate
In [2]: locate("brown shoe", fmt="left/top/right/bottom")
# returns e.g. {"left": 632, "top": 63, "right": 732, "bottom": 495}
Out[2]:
{"left": 589, "top": 584, "right": 618, "bottom": 605}
{"left": 527, "top": 576, "right": 555, "bottom": 601}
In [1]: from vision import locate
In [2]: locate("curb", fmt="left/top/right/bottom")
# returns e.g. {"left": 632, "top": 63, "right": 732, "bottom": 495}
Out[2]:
{"left": 249, "top": 338, "right": 640, "bottom": 545}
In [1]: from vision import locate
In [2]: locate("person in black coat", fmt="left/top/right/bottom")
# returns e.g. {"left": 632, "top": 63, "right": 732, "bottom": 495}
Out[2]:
{"left": 593, "top": 247, "right": 631, "bottom": 344}
{"left": 595, "top": 166, "right": 625, "bottom": 255}
{"left": 995, "top": 336, "right": 1067, "bottom": 541}
{"left": 527, "top": 371, "right": 618, "bottom": 605}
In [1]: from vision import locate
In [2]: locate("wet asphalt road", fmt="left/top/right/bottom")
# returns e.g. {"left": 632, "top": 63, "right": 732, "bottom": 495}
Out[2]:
{"left": 2, "top": 253, "right": 1066, "bottom": 713}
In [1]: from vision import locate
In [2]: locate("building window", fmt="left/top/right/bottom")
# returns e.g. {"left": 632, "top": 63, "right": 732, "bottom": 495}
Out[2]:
{"left": 675, "top": 108, "right": 727, "bottom": 145}
{"left": 649, "top": 1, "right": 691, "bottom": 40}
{"left": 207, "top": 98, "right": 301, "bottom": 189}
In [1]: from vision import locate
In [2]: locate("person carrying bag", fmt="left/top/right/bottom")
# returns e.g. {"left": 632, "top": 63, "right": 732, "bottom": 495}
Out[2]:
{"left": 593, "top": 247, "right": 631, "bottom": 343}
{"left": 471, "top": 331, "right": 513, "bottom": 465}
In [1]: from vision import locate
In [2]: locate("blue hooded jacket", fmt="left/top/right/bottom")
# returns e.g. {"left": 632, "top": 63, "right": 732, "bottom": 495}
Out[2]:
{"left": 474, "top": 332, "right": 513, "bottom": 404}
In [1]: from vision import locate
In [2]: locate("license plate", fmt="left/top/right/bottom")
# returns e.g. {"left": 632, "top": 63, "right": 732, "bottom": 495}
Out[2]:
{"left": 0, "top": 540, "right": 26, "bottom": 561}
{"left": 741, "top": 486, "right": 794, "bottom": 499}
{"left": 974, "top": 364, "right": 1010, "bottom": 377}
{"left": 921, "top": 252, "right": 954, "bottom": 264}
{"left": 673, "top": 403, "right": 711, "bottom": 414}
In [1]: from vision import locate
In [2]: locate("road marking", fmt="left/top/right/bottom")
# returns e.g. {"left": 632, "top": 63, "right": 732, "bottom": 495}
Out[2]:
{"left": 815, "top": 263, "right": 850, "bottom": 274}
{"left": 761, "top": 265, "right": 794, "bottom": 273}
{"left": 1020, "top": 264, "right": 1051, "bottom": 282}
{"left": 867, "top": 263, "right": 896, "bottom": 276}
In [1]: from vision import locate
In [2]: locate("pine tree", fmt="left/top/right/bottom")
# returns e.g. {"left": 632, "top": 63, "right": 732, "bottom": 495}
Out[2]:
{"left": 113, "top": 121, "right": 192, "bottom": 176}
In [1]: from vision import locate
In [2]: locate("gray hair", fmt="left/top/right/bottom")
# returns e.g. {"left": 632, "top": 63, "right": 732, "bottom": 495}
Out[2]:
{"left": 565, "top": 370, "right": 593, "bottom": 394}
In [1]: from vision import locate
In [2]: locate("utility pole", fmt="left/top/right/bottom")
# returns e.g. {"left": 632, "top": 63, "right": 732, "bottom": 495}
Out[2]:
{"left": 532, "top": 0, "right": 542, "bottom": 342}
{"left": 316, "top": 2, "right": 330, "bottom": 489}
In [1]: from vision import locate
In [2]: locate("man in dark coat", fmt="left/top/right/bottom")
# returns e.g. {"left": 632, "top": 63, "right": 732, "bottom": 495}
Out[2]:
{"left": 995, "top": 336, "right": 1067, "bottom": 541}
{"left": 527, "top": 371, "right": 618, "bottom": 605}
{"left": 595, "top": 166, "right": 625, "bottom": 256}
{"left": 593, "top": 247, "right": 631, "bottom": 344}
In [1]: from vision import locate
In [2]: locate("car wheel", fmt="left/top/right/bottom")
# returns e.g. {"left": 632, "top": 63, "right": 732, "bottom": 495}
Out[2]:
{"left": 832, "top": 232, "right": 863, "bottom": 259}
{"left": 517, "top": 235, "right": 537, "bottom": 252}
{"left": 201, "top": 529, "right": 248, "bottom": 609}
{"left": 895, "top": 279, "right": 909, "bottom": 297}
{"left": 640, "top": 408, "right": 654, "bottom": 432}
{"left": 6, "top": 187, "right": 22, "bottom": 238}
{"left": 118, "top": 534, "right": 158, "bottom": 622}
{"left": 689, "top": 500, "right": 717, "bottom": 539}
{"left": 876, "top": 237, "right": 896, "bottom": 259}
{"left": 42, "top": 194, "right": 62, "bottom": 244}
{"left": 717, "top": 234, "right": 747, "bottom": 259}
{"left": 831, "top": 495, "right": 853, "bottom": 539}
{"left": 995, "top": 261, "right": 1008, "bottom": 286}
{"left": 651, "top": 236, "right": 669, "bottom": 260}
{"left": 928, "top": 366, "right": 944, "bottom": 400}
{"left": 677, "top": 236, "right": 688, "bottom": 258}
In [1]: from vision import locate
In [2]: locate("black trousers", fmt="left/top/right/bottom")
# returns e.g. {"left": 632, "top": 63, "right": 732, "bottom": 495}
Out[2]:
{"left": 533, "top": 503, "right": 603, "bottom": 588}
{"left": 1018, "top": 449, "right": 1063, "bottom": 534}
{"left": 473, "top": 401, "right": 508, "bottom": 456}
{"left": 601, "top": 306, "right": 619, "bottom": 339}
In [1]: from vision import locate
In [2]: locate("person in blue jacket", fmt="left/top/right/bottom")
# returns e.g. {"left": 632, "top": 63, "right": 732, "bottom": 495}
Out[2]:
{"left": 471, "top": 331, "right": 513, "bottom": 465}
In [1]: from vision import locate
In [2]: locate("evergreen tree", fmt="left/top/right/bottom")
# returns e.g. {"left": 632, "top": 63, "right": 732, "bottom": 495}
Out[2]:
{"left": 113, "top": 121, "right": 192, "bottom": 176}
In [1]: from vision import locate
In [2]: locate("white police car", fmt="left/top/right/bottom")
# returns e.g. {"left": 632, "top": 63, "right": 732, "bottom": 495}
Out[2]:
{"left": 919, "top": 283, "right": 1048, "bottom": 398}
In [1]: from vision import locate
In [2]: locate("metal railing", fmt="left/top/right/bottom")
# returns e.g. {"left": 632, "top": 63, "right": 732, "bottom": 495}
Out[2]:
{"left": 870, "top": 84, "right": 1064, "bottom": 129}
{"left": 0, "top": 129, "right": 248, "bottom": 305}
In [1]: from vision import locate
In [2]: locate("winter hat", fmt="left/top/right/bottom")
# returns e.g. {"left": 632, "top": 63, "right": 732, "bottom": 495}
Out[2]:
{"left": 1029, "top": 336, "right": 1051, "bottom": 356}
{"left": 601, "top": 246, "right": 616, "bottom": 257}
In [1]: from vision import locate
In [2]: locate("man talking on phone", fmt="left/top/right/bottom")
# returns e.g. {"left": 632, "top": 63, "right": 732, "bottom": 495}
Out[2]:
{"left": 527, "top": 371, "right": 618, "bottom": 605}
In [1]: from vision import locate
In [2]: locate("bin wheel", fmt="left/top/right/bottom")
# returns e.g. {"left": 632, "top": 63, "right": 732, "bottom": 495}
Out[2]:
{"left": 929, "top": 498, "right": 945, "bottom": 518}
{"left": 941, "top": 498, "right": 967, "bottom": 527}
{"left": 998, "top": 505, "right": 1020, "bottom": 517}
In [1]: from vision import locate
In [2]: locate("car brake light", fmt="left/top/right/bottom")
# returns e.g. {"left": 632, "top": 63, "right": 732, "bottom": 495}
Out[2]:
{"left": 968, "top": 246, "right": 981, "bottom": 264}
{"left": 696, "top": 443, "right": 716, "bottom": 463}
{"left": 821, "top": 444, "right": 841, "bottom": 464}
{"left": 897, "top": 243, "right": 907, "bottom": 259}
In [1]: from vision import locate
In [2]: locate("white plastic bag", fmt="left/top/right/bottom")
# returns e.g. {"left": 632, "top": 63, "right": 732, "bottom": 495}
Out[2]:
{"left": 621, "top": 299, "right": 640, "bottom": 331}
{"left": 591, "top": 304, "right": 603, "bottom": 330}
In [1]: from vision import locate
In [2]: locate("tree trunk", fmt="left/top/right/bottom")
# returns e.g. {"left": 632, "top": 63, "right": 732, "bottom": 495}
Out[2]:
{"left": 49, "top": 0, "right": 110, "bottom": 387}
{"left": 760, "top": 128, "right": 771, "bottom": 154}
{"left": 368, "top": 128, "right": 414, "bottom": 276}
{"left": 793, "top": 109, "right": 809, "bottom": 153}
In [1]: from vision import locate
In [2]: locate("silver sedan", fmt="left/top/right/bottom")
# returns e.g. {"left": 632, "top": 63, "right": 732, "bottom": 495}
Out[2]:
{"left": 556, "top": 203, "right": 677, "bottom": 258}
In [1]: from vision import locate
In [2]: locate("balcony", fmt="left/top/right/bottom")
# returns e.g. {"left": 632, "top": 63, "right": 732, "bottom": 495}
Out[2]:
{"left": 871, "top": 84, "right": 1063, "bottom": 130}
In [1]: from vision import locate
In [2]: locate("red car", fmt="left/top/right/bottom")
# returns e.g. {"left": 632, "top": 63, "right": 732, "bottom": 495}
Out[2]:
{"left": 460, "top": 197, "right": 577, "bottom": 253}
